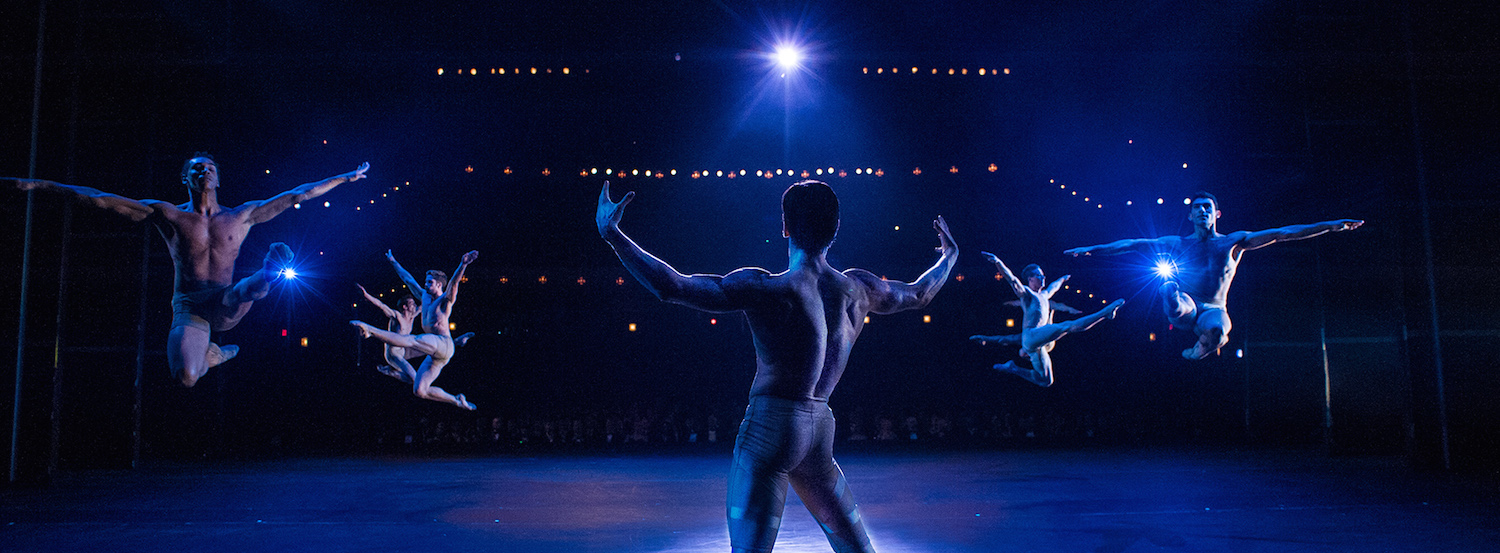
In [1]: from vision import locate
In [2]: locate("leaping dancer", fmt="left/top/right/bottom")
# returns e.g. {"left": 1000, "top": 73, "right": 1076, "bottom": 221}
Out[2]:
{"left": 1065, "top": 191, "right": 1362, "bottom": 360}
{"left": 351, "top": 250, "right": 478, "bottom": 410}
{"left": 6, "top": 155, "right": 368, "bottom": 386}
{"left": 969, "top": 252, "right": 1124, "bottom": 387}
{"left": 355, "top": 283, "right": 473, "bottom": 381}
{"left": 598, "top": 180, "right": 957, "bottom": 553}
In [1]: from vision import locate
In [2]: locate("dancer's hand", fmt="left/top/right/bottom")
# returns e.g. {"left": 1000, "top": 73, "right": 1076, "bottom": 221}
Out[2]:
{"left": 597, "top": 181, "right": 634, "bottom": 236}
{"left": 1064, "top": 246, "right": 1091, "bottom": 257}
{"left": 461, "top": 250, "right": 479, "bottom": 265}
{"left": 1335, "top": 219, "right": 1364, "bottom": 231}
{"left": 981, "top": 251, "right": 1001, "bottom": 264}
{"left": 933, "top": 216, "right": 957, "bottom": 256}
{"left": 385, "top": 250, "right": 397, "bottom": 263}
{"left": 342, "top": 162, "right": 369, "bottom": 183}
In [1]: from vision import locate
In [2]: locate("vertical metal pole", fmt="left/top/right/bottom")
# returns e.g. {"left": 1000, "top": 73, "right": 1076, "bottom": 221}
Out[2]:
{"left": 1317, "top": 249, "right": 1333, "bottom": 450}
{"left": 1401, "top": 1, "right": 1449, "bottom": 470}
{"left": 48, "top": 205, "right": 71, "bottom": 475}
{"left": 11, "top": 0, "right": 48, "bottom": 485}
{"left": 133, "top": 226, "right": 149, "bottom": 468}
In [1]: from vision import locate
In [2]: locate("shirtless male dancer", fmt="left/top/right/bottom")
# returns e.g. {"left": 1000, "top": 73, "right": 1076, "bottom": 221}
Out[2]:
{"left": 598, "top": 180, "right": 958, "bottom": 553}
{"left": 967, "top": 252, "right": 1123, "bottom": 387}
{"left": 351, "top": 249, "right": 478, "bottom": 410}
{"left": 355, "top": 283, "right": 474, "bottom": 380}
{"left": 7, "top": 155, "right": 368, "bottom": 386}
{"left": 1065, "top": 191, "right": 1362, "bottom": 359}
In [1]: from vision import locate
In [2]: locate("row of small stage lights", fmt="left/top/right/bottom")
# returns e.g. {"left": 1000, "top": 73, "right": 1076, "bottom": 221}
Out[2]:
{"left": 291, "top": 163, "right": 1196, "bottom": 217}
{"left": 430, "top": 67, "right": 1011, "bottom": 77}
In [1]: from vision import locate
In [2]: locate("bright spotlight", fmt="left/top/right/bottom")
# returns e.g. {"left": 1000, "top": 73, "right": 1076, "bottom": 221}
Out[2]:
{"left": 280, "top": 268, "right": 298, "bottom": 280}
{"left": 1152, "top": 259, "right": 1176, "bottom": 279}
{"left": 774, "top": 45, "right": 802, "bottom": 71}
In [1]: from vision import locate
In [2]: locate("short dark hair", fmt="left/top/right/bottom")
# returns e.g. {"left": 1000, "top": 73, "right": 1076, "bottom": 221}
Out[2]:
{"left": 782, "top": 180, "right": 840, "bottom": 252}
{"left": 426, "top": 269, "right": 449, "bottom": 290}
{"left": 1021, "top": 264, "right": 1043, "bottom": 280}
{"left": 181, "top": 152, "right": 216, "bottom": 186}
{"left": 1191, "top": 191, "right": 1218, "bottom": 211}
{"left": 398, "top": 294, "right": 417, "bottom": 307}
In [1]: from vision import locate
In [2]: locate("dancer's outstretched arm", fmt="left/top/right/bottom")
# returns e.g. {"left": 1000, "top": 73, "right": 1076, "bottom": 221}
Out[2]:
{"left": 386, "top": 250, "right": 425, "bottom": 299}
{"left": 356, "top": 283, "right": 398, "bottom": 319}
{"left": 1049, "top": 301, "right": 1083, "bottom": 315}
{"left": 1237, "top": 219, "right": 1363, "bottom": 251}
{"left": 1040, "top": 274, "right": 1070, "bottom": 298}
{"left": 439, "top": 251, "right": 478, "bottom": 307}
{"left": 243, "top": 163, "right": 368, "bottom": 224}
{"left": 982, "top": 251, "right": 1026, "bottom": 299}
{"left": 853, "top": 217, "right": 958, "bottom": 314}
{"left": 597, "top": 182, "right": 763, "bottom": 313}
{"left": 6, "top": 178, "right": 169, "bottom": 222}
{"left": 1065, "top": 236, "right": 1178, "bottom": 257}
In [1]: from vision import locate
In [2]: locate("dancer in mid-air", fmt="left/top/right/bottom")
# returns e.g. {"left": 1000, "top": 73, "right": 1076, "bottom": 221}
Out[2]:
{"left": 1066, "top": 191, "right": 1362, "bottom": 359}
{"left": 6, "top": 155, "right": 367, "bottom": 386}
{"left": 968, "top": 252, "right": 1124, "bottom": 387}
{"left": 356, "top": 283, "right": 473, "bottom": 381}
{"left": 351, "top": 250, "right": 478, "bottom": 410}
{"left": 598, "top": 180, "right": 957, "bottom": 553}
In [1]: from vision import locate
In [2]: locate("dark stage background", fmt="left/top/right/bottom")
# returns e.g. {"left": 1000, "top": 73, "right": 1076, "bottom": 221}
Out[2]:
{"left": 1, "top": 1, "right": 1496, "bottom": 479}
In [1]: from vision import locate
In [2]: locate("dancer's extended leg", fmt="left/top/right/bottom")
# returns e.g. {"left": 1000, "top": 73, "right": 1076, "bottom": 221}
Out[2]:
{"left": 1185, "top": 308, "right": 1231, "bottom": 360}
{"left": 413, "top": 355, "right": 473, "bottom": 410}
{"left": 351, "top": 321, "right": 446, "bottom": 357}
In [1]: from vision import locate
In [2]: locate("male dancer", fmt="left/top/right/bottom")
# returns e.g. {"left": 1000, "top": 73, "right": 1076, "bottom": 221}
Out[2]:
{"left": 598, "top": 180, "right": 957, "bottom": 553}
{"left": 355, "top": 283, "right": 474, "bottom": 380}
{"left": 967, "top": 252, "right": 1123, "bottom": 387}
{"left": 351, "top": 250, "right": 478, "bottom": 410}
{"left": 7, "top": 155, "right": 368, "bottom": 386}
{"left": 1065, "top": 191, "right": 1362, "bottom": 359}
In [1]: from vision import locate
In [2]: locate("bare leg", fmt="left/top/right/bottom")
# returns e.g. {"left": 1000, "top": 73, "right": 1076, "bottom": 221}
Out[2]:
{"left": 224, "top": 242, "right": 291, "bottom": 307}
{"left": 992, "top": 358, "right": 1052, "bottom": 387}
{"left": 413, "top": 355, "right": 474, "bottom": 410}
{"left": 969, "top": 334, "right": 1022, "bottom": 348}
{"left": 1185, "top": 308, "right": 1231, "bottom": 360}
{"left": 168, "top": 325, "right": 212, "bottom": 387}
{"left": 1160, "top": 281, "right": 1196, "bottom": 328}
{"left": 351, "top": 321, "right": 446, "bottom": 357}
{"left": 379, "top": 349, "right": 417, "bottom": 383}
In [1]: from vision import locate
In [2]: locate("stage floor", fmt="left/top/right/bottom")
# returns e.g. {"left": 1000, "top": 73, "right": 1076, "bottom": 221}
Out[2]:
{"left": 3, "top": 447, "right": 1497, "bottom": 552}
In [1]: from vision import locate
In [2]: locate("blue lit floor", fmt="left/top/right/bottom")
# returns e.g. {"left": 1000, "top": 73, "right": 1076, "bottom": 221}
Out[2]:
{"left": 3, "top": 448, "right": 1497, "bottom": 552}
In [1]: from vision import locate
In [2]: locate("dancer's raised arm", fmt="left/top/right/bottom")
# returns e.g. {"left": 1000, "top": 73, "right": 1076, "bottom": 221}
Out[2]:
{"left": 597, "top": 181, "right": 763, "bottom": 313}
{"left": 356, "top": 283, "right": 398, "bottom": 319}
{"left": 439, "top": 250, "right": 478, "bottom": 306}
{"left": 243, "top": 162, "right": 368, "bottom": 224}
{"left": 7, "top": 178, "right": 168, "bottom": 222}
{"left": 854, "top": 216, "right": 958, "bottom": 314}
{"left": 385, "top": 249, "right": 425, "bottom": 298}
{"left": 1065, "top": 235, "right": 1177, "bottom": 257}
{"left": 1236, "top": 219, "right": 1363, "bottom": 251}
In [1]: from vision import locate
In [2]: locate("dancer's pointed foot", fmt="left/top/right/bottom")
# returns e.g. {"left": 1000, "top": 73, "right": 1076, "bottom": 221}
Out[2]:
{"left": 264, "top": 242, "right": 293, "bottom": 278}
{"left": 455, "top": 394, "right": 476, "bottom": 411}
{"left": 350, "top": 320, "right": 376, "bottom": 338}
{"left": 1104, "top": 299, "right": 1125, "bottom": 318}
{"left": 455, "top": 332, "right": 475, "bottom": 347}
{"left": 206, "top": 343, "right": 239, "bottom": 368}
{"left": 375, "top": 365, "right": 401, "bottom": 378}
{"left": 993, "top": 361, "right": 1048, "bottom": 387}
{"left": 1182, "top": 342, "right": 1217, "bottom": 360}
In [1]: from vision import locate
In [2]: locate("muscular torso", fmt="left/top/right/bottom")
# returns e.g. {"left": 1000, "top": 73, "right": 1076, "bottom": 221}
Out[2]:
{"left": 1172, "top": 233, "right": 1242, "bottom": 308}
{"left": 419, "top": 294, "right": 453, "bottom": 338}
{"left": 736, "top": 265, "right": 870, "bottom": 402}
{"left": 1018, "top": 288, "right": 1052, "bottom": 330}
{"left": 154, "top": 202, "right": 257, "bottom": 288}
